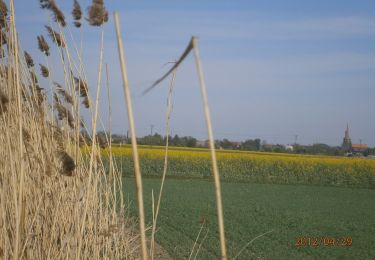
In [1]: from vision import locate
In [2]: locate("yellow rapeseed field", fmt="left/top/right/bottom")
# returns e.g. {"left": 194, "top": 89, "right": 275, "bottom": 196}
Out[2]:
{"left": 103, "top": 145, "right": 375, "bottom": 188}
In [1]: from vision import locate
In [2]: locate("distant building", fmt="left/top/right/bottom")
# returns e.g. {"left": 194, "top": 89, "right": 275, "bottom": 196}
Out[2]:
{"left": 342, "top": 124, "right": 352, "bottom": 152}
{"left": 285, "top": 145, "right": 294, "bottom": 151}
{"left": 352, "top": 144, "right": 369, "bottom": 154}
{"left": 341, "top": 124, "right": 368, "bottom": 155}
{"left": 231, "top": 141, "right": 241, "bottom": 149}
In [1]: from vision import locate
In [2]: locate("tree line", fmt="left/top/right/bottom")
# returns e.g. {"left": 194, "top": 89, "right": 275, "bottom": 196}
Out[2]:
{"left": 90, "top": 131, "right": 374, "bottom": 156}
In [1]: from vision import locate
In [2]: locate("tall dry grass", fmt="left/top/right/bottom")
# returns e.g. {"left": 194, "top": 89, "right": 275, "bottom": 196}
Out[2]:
{"left": 1, "top": 1, "right": 228, "bottom": 259}
{"left": 0, "top": 1, "right": 139, "bottom": 259}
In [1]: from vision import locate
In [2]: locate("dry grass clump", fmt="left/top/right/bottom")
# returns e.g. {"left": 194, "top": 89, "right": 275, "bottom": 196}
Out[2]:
{"left": 0, "top": 1, "right": 139, "bottom": 259}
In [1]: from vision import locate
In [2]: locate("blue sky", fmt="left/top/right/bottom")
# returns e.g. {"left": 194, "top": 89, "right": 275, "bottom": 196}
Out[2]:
{"left": 14, "top": 0, "right": 375, "bottom": 146}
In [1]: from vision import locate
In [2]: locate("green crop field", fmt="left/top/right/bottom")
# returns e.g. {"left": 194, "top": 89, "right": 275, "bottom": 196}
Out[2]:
{"left": 124, "top": 178, "right": 375, "bottom": 259}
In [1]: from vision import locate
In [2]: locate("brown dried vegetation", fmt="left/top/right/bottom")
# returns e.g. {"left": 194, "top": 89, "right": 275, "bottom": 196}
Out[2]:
{"left": 1, "top": 1, "right": 138, "bottom": 258}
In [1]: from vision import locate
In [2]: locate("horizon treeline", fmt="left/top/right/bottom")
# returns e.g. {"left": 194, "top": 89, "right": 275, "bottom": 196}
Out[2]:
{"left": 87, "top": 131, "right": 375, "bottom": 156}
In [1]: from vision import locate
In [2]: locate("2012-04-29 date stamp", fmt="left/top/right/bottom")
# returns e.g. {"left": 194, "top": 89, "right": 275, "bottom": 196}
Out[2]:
{"left": 295, "top": 236, "right": 352, "bottom": 247}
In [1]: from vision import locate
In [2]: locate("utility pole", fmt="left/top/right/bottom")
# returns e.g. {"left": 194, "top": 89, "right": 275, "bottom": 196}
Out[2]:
{"left": 150, "top": 124, "right": 154, "bottom": 136}
{"left": 294, "top": 134, "right": 298, "bottom": 145}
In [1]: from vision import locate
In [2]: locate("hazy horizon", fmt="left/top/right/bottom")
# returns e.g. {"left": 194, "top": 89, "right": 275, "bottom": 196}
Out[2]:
{"left": 15, "top": 0, "right": 375, "bottom": 146}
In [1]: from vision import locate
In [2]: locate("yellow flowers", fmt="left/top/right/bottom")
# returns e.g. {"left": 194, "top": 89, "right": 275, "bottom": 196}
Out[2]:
{"left": 106, "top": 145, "right": 375, "bottom": 188}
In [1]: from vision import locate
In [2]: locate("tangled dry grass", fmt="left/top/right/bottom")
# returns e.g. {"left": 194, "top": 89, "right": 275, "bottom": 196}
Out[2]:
{"left": 0, "top": 1, "right": 140, "bottom": 259}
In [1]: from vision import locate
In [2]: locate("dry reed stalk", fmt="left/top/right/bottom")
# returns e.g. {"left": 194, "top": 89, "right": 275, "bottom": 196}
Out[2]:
{"left": 232, "top": 230, "right": 274, "bottom": 260}
{"left": 150, "top": 66, "right": 177, "bottom": 259}
{"left": 114, "top": 12, "right": 148, "bottom": 260}
{"left": 188, "top": 220, "right": 206, "bottom": 260}
{"left": 105, "top": 63, "right": 114, "bottom": 185}
{"left": 192, "top": 36, "right": 227, "bottom": 260}
{"left": 9, "top": 1, "right": 25, "bottom": 259}
{"left": 193, "top": 228, "right": 209, "bottom": 260}
{"left": 144, "top": 36, "right": 227, "bottom": 259}
{"left": 76, "top": 27, "right": 105, "bottom": 259}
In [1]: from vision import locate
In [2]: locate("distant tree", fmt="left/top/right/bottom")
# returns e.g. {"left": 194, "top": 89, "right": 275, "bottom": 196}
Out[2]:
{"left": 185, "top": 136, "right": 197, "bottom": 147}
{"left": 220, "top": 139, "right": 233, "bottom": 149}
{"left": 171, "top": 134, "right": 181, "bottom": 146}
{"left": 273, "top": 144, "right": 286, "bottom": 153}
{"left": 240, "top": 139, "right": 260, "bottom": 151}
{"left": 139, "top": 133, "right": 164, "bottom": 146}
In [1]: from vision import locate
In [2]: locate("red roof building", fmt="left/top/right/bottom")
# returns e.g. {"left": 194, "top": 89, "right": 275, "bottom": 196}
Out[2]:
{"left": 352, "top": 144, "right": 368, "bottom": 150}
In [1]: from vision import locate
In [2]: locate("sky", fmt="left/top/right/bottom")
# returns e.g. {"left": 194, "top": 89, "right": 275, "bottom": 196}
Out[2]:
{"left": 13, "top": 0, "right": 375, "bottom": 146}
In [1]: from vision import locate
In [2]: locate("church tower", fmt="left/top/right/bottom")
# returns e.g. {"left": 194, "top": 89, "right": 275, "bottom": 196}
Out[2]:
{"left": 342, "top": 124, "right": 352, "bottom": 152}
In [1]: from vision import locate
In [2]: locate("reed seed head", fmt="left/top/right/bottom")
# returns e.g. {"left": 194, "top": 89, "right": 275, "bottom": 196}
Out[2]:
{"left": 53, "top": 92, "right": 60, "bottom": 103}
{"left": 40, "top": 0, "right": 66, "bottom": 27}
{"left": 0, "top": 89, "right": 8, "bottom": 115}
{"left": 74, "top": 76, "right": 88, "bottom": 97}
{"left": 22, "top": 128, "right": 31, "bottom": 142}
{"left": 39, "top": 64, "right": 49, "bottom": 78}
{"left": 0, "top": 0, "right": 7, "bottom": 28}
{"left": 45, "top": 25, "right": 65, "bottom": 48}
{"left": 54, "top": 101, "right": 74, "bottom": 128}
{"left": 0, "top": 30, "right": 7, "bottom": 45}
{"left": 37, "top": 35, "right": 50, "bottom": 56}
{"left": 82, "top": 96, "right": 89, "bottom": 108}
{"left": 56, "top": 150, "right": 75, "bottom": 176}
{"left": 74, "top": 76, "right": 90, "bottom": 108}
{"left": 74, "top": 21, "right": 81, "bottom": 28}
{"left": 55, "top": 83, "right": 74, "bottom": 105}
{"left": 87, "top": 0, "right": 108, "bottom": 26}
{"left": 30, "top": 71, "right": 38, "bottom": 85}
{"left": 72, "top": 0, "right": 82, "bottom": 28}
{"left": 24, "top": 51, "right": 34, "bottom": 68}
{"left": 54, "top": 101, "right": 66, "bottom": 120}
